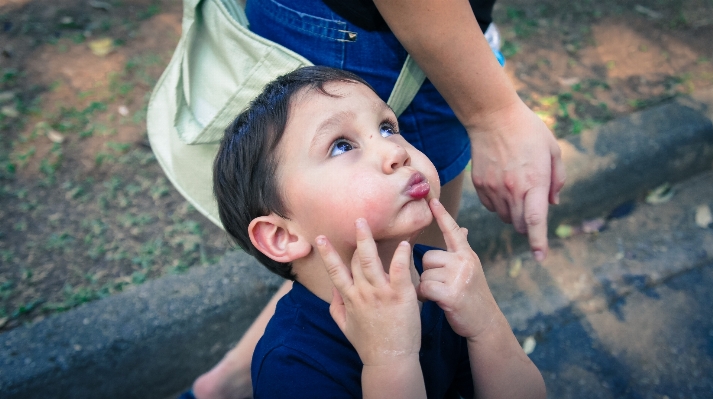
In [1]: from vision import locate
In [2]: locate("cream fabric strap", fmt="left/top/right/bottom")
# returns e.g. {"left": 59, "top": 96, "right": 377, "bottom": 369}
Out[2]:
{"left": 387, "top": 55, "right": 426, "bottom": 117}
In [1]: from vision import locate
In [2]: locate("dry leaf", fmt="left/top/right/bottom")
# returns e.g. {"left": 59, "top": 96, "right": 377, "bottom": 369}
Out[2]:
{"left": 88, "top": 38, "right": 114, "bottom": 56}
{"left": 646, "top": 183, "right": 674, "bottom": 205}
{"left": 89, "top": 0, "right": 112, "bottom": 11}
{"left": 1, "top": 105, "right": 19, "bottom": 118}
{"left": 508, "top": 257, "right": 522, "bottom": 278}
{"left": 635, "top": 5, "right": 662, "bottom": 19}
{"left": 558, "top": 77, "right": 581, "bottom": 87}
{"left": 47, "top": 129, "right": 65, "bottom": 144}
{"left": 695, "top": 205, "right": 712, "bottom": 228}
{"left": 582, "top": 218, "right": 606, "bottom": 234}
{"left": 0, "top": 91, "right": 15, "bottom": 103}
{"left": 522, "top": 336, "right": 536, "bottom": 355}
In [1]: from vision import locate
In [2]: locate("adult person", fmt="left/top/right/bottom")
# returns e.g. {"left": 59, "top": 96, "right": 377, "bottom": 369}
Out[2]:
{"left": 190, "top": 0, "right": 565, "bottom": 398}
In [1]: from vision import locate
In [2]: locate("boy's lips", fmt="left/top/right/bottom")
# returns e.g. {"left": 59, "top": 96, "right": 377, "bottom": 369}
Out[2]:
{"left": 406, "top": 171, "right": 430, "bottom": 199}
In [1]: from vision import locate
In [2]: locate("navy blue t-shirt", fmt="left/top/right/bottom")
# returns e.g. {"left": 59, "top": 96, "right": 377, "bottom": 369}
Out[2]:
{"left": 251, "top": 245, "right": 474, "bottom": 398}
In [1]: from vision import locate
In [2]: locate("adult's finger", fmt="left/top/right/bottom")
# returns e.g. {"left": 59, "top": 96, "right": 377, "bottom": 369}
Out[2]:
{"left": 428, "top": 198, "right": 467, "bottom": 252}
{"left": 549, "top": 142, "right": 566, "bottom": 205}
{"left": 353, "top": 218, "right": 387, "bottom": 286}
{"left": 491, "top": 194, "right": 512, "bottom": 225}
{"left": 475, "top": 188, "right": 495, "bottom": 212}
{"left": 389, "top": 241, "right": 413, "bottom": 291}
{"left": 316, "top": 236, "right": 353, "bottom": 294}
{"left": 509, "top": 190, "right": 527, "bottom": 235}
{"left": 523, "top": 185, "right": 549, "bottom": 262}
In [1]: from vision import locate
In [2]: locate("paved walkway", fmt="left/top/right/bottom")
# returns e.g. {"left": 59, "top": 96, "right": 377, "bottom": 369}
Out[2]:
{"left": 484, "top": 170, "right": 713, "bottom": 398}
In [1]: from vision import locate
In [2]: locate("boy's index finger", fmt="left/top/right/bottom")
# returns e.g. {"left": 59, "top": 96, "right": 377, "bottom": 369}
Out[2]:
{"left": 316, "top": 236, "right": 353, "bottom": 294}
{"left": 429, "top": 198, "right": 465, "bottom": 252}
{"left": 354, "top": 218, "right": 387, "bottom": 286}
{"left": 389, "top": 241, "right": 413, "bottom": 290}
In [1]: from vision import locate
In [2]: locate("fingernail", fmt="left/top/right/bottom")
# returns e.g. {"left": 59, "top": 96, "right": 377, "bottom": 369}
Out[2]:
{"left": 355, "top": 218, "right": 366, "bottom": 228}
{"left": 316, "top": 236, "right": 326, "bottom": 246}
{"left": 554, "top": 193, "right": 560, "bottom": 205}
{"left": 432, "top": 198, "right": 441, "bottom": 207}
{"left": 534, "top": 250, "right": 545, "bottom": 262}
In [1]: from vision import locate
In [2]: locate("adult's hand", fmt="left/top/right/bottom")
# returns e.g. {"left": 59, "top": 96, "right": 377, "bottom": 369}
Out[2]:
{"left": 468, "top": 100, "right": 565, "bottom": 261}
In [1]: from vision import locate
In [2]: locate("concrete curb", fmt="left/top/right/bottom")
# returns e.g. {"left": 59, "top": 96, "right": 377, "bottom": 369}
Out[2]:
{"left": 1, "top": 90, "right": 712, "bottom": 399}
{"left": 0, "top": 252, "right": 283, "bottom": 399}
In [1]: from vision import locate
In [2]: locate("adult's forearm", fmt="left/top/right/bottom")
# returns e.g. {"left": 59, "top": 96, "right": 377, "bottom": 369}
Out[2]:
{"left": 373, "top": 0, "right": 521, "bottom": 131}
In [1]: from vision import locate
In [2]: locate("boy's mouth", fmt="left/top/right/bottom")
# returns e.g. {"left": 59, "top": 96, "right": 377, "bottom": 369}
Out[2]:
{"left": 406, "top": 172, "right": 430, "bottom": 199}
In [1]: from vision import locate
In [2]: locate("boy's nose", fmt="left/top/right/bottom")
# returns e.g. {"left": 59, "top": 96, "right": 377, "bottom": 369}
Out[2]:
{"left": 382, "top": 142, "right": 410, "bottom": 173}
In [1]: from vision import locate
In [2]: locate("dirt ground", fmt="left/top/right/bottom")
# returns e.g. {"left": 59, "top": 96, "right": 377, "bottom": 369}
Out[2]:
{"left": 0, "top": 0, "right": 711, "bottom": 333}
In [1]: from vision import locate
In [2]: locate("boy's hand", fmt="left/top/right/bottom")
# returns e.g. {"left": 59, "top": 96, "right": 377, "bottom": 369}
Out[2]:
{"left": 316, "top": 219, "right": 421, "bottom": 366}
{"left": 417, "top": 199, "right": 500, "bottom": 339}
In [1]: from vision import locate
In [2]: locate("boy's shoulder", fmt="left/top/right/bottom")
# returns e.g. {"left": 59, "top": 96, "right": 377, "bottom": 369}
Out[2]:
{"left": 252, "top": 281, "right": 363, "bottom": 397}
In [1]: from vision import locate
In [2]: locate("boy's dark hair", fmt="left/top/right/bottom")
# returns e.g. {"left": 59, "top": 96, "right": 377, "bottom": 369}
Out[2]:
{"left": 213, "top": 66, "right": 374, "bottom": 280}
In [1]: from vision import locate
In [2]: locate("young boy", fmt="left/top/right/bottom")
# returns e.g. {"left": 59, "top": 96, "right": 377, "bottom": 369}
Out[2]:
{"left": 213, "top": 66, "right": 546, "bottom": 398}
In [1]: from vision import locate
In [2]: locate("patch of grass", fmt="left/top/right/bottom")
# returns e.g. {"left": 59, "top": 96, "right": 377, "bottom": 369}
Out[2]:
{"left": 43, "top": 284, "right": 109, "bottom": 312}
{"left": 18, "top": 198, "right": 38, "bottom": 212}
{"left": 103, "top": 176, "right": 122, "bottom": 199}
{"left": 106, "top": 141, "right": 131, "bottom": 153}
{"left": 501, "top": 41, "right": 520, "bottom": 59}
{"left": 138, "top": 4, "right": 161, "bottom": 20}
{"left": 150, "top": 177, "right": 170, "bottom": 200}
{"left": 118, "top": 212, "right": 154, "bottom": 228}
{"left": 505, "top": 7, "right": 539, "bottom": 38}
{"left": 1, "top": 68, "right": 18, "bottom": 85}
{"left": 38, "top": 144, "right": 63, "bottom": 185}
{"left": 132, "top": 238, "right": 165, "bottom": 269}
{"left": 44, "top": 231, "right": 75, "bottom": 252}
{"left": 12, "top": 299, "right": 43, "bottom": 318}
{"left": 0, "top": 280, "right": 14, "bottom": 299}
{"left": 13, "top": 219, "right": 27, "bottom": 232}
{"left": 11, "top": 146, "right": 35, "bottom": 168}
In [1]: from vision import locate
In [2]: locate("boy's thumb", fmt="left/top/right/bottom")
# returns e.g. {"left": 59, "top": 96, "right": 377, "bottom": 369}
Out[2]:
{"left": 329, "top": 287, "right": 347, "bottom": 331}
{"left": 416, "top": 285, "right": 427, "bottom": 302}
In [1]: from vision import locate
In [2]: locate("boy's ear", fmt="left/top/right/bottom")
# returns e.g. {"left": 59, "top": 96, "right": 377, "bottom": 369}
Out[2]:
{"left": 248, "top": 214, "right": 312, "bottom": 263}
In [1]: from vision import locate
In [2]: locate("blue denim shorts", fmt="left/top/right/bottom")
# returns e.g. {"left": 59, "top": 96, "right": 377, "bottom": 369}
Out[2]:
{"left": 245, "top": 0, "right": 471, "bottom": 185}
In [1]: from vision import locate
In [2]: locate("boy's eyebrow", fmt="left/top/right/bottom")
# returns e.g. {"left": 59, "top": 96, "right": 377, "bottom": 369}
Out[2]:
{"left": 309, "top": 110, "right": 355, "bottom": 150}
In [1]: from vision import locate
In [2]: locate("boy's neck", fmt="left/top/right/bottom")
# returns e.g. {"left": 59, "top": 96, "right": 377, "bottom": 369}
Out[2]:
{"left": 292, "top": 237, "right": 421, "bottom": 304}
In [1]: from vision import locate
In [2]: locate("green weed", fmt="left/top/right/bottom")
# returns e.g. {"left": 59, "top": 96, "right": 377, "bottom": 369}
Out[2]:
{"left": 0, "top": 280, "right": 14, "bottom": 299}
{"left": 12, "top": 299, "right": 42, "bottom": 318}
{"left": 138, "top": 4, "right": 161, "bottom": 20}
{"left": 501, "top": 41, "right": 520, "bottom": 59}
{"left": 45, "top": 232, "right": 75, "bottom": 251}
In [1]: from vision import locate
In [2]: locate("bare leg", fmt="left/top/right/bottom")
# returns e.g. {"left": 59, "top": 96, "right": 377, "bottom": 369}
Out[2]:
{"left": 192, "top": 281, "right": 293, "bottom": 399}
{"left": 416, "top": 170, "right": 465, "bottom": 248}
{"left": 192, "top": 172, "right": 466, "bottom": 399}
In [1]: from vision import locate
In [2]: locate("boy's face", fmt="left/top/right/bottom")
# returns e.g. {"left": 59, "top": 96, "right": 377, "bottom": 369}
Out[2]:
{"left": 276, "top": 81, "right": 440, "bottom": 248}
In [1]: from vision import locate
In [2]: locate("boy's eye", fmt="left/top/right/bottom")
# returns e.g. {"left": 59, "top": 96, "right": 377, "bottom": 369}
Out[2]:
{"left": 330, "top": 138, "right": 354, "bottom": 157}
{"left": 380, "top": 122, "right": 398, "bottom": 138}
